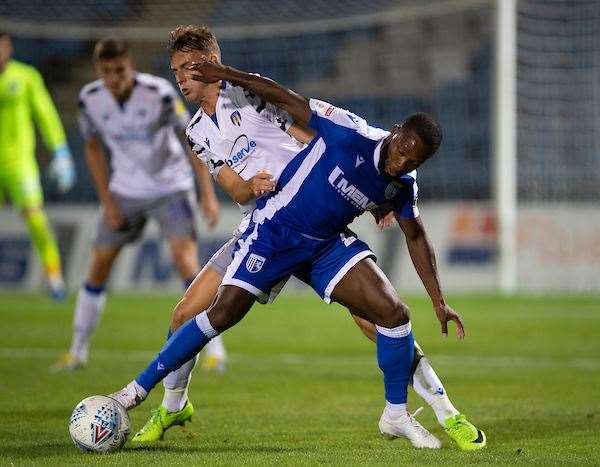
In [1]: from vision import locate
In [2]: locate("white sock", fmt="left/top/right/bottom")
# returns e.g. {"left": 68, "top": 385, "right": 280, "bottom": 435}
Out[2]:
{"left": 204, "top": 335, "right": 227, "bottom": 360}
{"left": 129, "top": 380, "right": 148, "bottom": 399}
{"left": 69, "top": 285, "right": 107, "bottom": 361}
{"left": 162, "top": 355, "right": 198, "bottom": 412}
{"left": 412, "top": 357, "right": 459, "bottom": 425}
{"left": 384, "top": 401, "right": 408, "bottom": 419}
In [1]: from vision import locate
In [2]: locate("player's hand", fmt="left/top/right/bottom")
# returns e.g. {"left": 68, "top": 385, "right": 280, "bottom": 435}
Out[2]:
{"left": 249, "top": 170, "right": 276, "bottom": 198}
{"left": 377, "top": 211, "right": 396, "bottom": 230}
{"left": 201, "top": 194, "right": 220, "bottom": 230}
{"left": 49, "top": 145, "right": 76, "bottom": 193}
{"left": 103, "top": 199, "right": 125, "bottom": 230}
{"left": 434, "top": 302, "right": 465, "bottom": 339}
{"left": 187, "top": 58, "right": 227, "bottom": 84}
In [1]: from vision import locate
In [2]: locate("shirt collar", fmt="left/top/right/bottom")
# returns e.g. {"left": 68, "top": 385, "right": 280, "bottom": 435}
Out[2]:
{"left": 373, "top": 138, "right": 385, "bottom": 174}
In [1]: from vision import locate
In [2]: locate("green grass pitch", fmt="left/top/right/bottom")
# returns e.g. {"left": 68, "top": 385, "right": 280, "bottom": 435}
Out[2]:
{"left": 0, "top": 292, "right": 599, "bottom": 465}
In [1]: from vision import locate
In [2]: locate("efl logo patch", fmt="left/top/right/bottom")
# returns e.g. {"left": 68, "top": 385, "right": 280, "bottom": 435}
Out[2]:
{"left": 230, "top": 110, "right": 242, "bottom": 126}
{"left": 325, "top": 106, "right": 335, "bottom": 116}
{"left": 246, "top": 254, "right": 266, "bottom": 273}
{"left": 91, "top": 419, "right": 114, "bottom": 445}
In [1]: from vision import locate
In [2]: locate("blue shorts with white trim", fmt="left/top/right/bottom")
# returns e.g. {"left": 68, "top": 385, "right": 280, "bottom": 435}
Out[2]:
{"left": 222, "top": 216, "right": 375, "bottom": 304}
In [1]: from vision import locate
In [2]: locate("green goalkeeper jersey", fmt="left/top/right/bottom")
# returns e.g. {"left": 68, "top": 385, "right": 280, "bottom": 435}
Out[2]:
{"left": 0, "top": 59, "right": 67, "bottom": 172}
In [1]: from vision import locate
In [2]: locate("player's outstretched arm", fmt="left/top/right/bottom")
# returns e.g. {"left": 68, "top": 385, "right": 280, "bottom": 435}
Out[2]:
{"left": 189, "top": 59, "right": 312, "bottom": 127}
{"left": 397, "top": 215, "right": 465, "bottom": 339}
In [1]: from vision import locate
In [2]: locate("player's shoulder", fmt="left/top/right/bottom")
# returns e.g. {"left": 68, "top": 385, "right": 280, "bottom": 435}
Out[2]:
{"left": 405, "top": 169, "right": 417, "bottom": 182}
{"left": 8, "top": 60, "right": 43, "bottom": 82}
{"left": 185, "top": 107, "right": 205, "bottom": 139}
{"left": 79, "top": 78, "right": 105, "bottom": 104}
{"left": 309, "top": 98, "right": 389, "bottom": 141}
{"left": 7, "top": 60, "right": 34, "bottom": 75}
{"left": 135, "top": 73, "right": 176, "bottom": 96}
{"left": 219, "top": 81, "right": 249, "bottom": 107}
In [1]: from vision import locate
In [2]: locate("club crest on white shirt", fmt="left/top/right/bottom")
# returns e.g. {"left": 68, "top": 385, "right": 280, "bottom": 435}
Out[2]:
{"left": 246, "top": 253, "right": 266, "bottom": 273}
{"left": 230, "top": 110, "right": 242, "bottom": 126}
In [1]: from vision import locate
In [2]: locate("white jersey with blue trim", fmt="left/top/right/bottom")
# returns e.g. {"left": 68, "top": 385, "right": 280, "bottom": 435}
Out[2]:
{"left": 185, "top": 81, "right": 302, "bottom": 221}
{"left": 78, "top": 73, "right": 193, "bottom": 199}
{"left": 254, "top": 99, "right": 419, "bottom": 239}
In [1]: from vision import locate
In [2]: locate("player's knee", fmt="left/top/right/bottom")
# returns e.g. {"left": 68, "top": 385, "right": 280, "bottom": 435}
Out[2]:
{"left": 207, "top": 288, "right": 252, "bottom": 332}
{"left": 207, "top": 297, "right": 240, "bottom": 331}
{"left": 378, "top": 299, "right": 410, "bottom": 328}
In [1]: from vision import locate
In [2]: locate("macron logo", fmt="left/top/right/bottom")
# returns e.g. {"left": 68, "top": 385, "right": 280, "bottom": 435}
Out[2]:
{"left": 157, "top": 362, "right": 165, "bottom": 371}
{"left": 355, "top": 154, "right": 365, "bottom": 168}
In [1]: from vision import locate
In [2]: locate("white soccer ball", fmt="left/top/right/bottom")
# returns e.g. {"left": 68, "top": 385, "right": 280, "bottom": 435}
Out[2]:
{"left": 69, "top": 395, "right": 130, "bottom": 453}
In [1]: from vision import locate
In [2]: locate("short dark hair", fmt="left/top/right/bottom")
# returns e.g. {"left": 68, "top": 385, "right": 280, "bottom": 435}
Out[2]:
{"left": 0, "top": 31, "right": 8, "bottom": 39}
{"left": 169, "top": 25, "right": 220, "bottom": 57}
{"left": 93, "top": 38, "right": 129, "bottom": 61}
{"left": 402, "top": 112, "right": 443, "bottom": 158}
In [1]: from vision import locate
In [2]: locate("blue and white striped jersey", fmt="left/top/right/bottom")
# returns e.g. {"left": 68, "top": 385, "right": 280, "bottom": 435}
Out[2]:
{"left": 255, "top": 99, "right": 419, "bottom": 239}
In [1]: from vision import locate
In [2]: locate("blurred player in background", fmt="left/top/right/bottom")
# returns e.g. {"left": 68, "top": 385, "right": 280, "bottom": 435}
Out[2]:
{"left": 123, "top": 26, "right": 484, "bottom": 451}
{"left": 51, "top": 38, "right": 220, "bottom": 372}
{"left": 0, "top": 31, "right": 75, "bottom": 300}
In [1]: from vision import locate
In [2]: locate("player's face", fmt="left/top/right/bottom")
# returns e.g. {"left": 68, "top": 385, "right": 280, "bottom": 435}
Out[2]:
{"left": 170, "top": 50, "right": 218, "bottom": 103}
{"left": 95, "top": 55, "right": 135, "bottom": 99}
{"left": 0, "top": 36, "right": 13, "bottom": 74}
{"left": 383, "top": 125, "right": 429, "bottom": 177}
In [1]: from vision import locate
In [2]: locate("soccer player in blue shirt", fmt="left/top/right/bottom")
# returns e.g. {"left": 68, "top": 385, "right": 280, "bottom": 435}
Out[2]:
{"left": 110, "top": 59, "right": 485, "bottom": 450}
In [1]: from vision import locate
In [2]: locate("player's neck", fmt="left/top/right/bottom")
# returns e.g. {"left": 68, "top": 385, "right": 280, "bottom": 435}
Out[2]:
{"left": 199, "top": 82, "right": 221, "bottom": 115}
{"left": 378, "top": 138, "right": 391, "bottom": 176}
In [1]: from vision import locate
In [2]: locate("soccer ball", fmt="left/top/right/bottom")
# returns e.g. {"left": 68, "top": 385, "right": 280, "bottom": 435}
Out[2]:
{"left": 69, "top": 395, "right": 130, "bottom": 453}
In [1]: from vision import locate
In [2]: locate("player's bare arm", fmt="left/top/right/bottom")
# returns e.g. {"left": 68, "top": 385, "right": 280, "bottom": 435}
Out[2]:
{"left": 287, "top": 123, "right": 316, "bottom": 144}
{"left": 396, "top": 215, "right": 465, "bottom": 339}
{"left": 186, "top": 150, "right": 220, "bottom": 229}
{"left": 84, "top": 137, "right": 124, "bottom": 229}
{"left": 188, "top": 59, "right": 312, "bottom": 128}
{"left": 215, "top": 165, "right": 275, "bottom": 205}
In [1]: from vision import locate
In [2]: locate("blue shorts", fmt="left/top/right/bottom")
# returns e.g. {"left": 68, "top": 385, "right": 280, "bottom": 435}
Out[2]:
{"left": 222, "top": 214, "right": 375, "bottom": 304}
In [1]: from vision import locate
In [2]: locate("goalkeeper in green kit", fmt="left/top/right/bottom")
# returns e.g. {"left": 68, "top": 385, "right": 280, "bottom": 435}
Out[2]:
{"left": 0, "top": 32, "right": 75, "bottom": 300}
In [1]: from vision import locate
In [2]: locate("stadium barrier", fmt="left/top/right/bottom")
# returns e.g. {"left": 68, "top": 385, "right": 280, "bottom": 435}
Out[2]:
{"left": 1, "top": 203, "right": 598, "bottom": 293}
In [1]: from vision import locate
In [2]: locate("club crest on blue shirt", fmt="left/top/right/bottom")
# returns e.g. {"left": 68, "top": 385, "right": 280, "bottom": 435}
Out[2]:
{"left": 385, "top": 181, "right": 403, "bottom": 199}
{"left": 246, "top": 253, "right": 266, "bottom": 273}
{"left": 230, "top": 110, "right": 242, "bottom": 126}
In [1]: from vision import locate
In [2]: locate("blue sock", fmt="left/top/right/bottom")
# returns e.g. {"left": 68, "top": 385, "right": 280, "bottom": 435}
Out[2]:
{"left": 376, "top": 325, "right": 414, "bottom": 404}
{"left": 136, "top": 313, "right": 216, "bottom": 392}
{"left": 84, "top": 282, "right": 105, "bottom": 295}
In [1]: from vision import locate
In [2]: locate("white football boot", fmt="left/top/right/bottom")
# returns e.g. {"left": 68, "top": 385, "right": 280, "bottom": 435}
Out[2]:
{"left": 379, "top": 407, "right": 442, "bottom": 449}
{"left": 108, "top": 381, "right": 148, "bottom": 411}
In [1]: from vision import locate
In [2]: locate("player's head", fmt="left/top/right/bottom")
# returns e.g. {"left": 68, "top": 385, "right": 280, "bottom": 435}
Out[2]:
{"left": 93, "top": 38, "right": 135, "bottom": 99}
{"left": 0, "top": 32, "right": 13, "bottom": 74}
{"left": 381, "top": 112, "right": 442, "bottom": 177}
{"left": 169, "top": 25, "right": 221, "bottom": 103}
